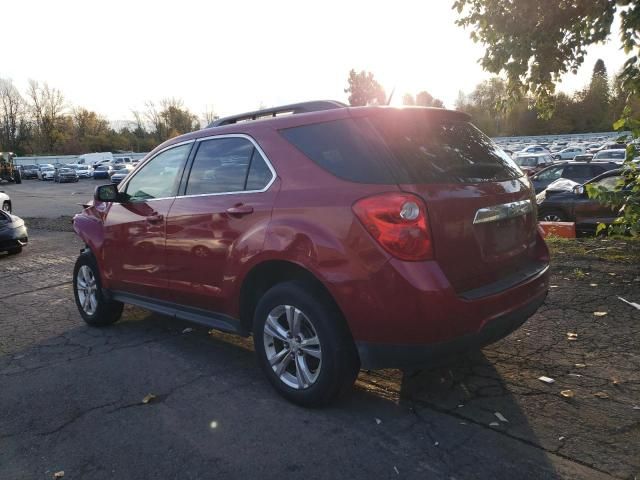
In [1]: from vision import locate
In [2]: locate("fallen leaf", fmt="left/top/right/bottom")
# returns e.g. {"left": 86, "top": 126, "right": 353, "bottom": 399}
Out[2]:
{"left": 560, "top": 389, "right": 575, "bottom": 399}
{"left": 434, "top": 441, "right": 439, "bottom": 446}
{"left": 612, "top": 377, "right": 621, "bottom": 386}
{"left": 142, "top": 393, "right": 156, "bottom": 404}
{"left": 608, "top": 272, "right": 616, "bottom": 276}
{"left": 394, "top": 466, "right": 399, "bottom": 475}
{"left": 489, "top": 422, "right": 500, "bottom": 427}
{"left": 375, "top": 418, "right": 382, "bottom": 425}
{"left": 566, "top": 332, "right": 578, "bottom": 341}
{"left": 633, "top": 406, "right": 640, "bottom": 410}
{"left": 494, "top": 412, "right": 508, "bottom": 422}
{"left": 538, "top": 376, "right": 555, "bottom": 384}
{"left": 593, "top": 311, "right": 608, "bottom": 317}
{"left": 568, "top": 373, "right": 582, "bottom": 377}
{"left": 550, "top": 285, "right": 559, "bottom": 288}
{"left": 457, "top": 404, "right": 464, "bottom": 408}
{"left": 558, "top": 436, "right": 565, "bottom": 441}
{"left": 53, "top": 472, "right": 64, "bottom": 479}
{"left": 575, "top": 363, "right": 586, "bottom": 368}
{"left": 182, "top": 327, "right": 194, "bottom": 334}
{"left": 593, "top": 391, "right": 609, "bottom": 399}
{"left": 589, "top": 283, "right": 598, "bottom": 287}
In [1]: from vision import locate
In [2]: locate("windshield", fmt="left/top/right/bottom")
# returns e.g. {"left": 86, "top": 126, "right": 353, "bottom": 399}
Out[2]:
{"left": 595, "top": 151, "right": 625, "bottom": 159}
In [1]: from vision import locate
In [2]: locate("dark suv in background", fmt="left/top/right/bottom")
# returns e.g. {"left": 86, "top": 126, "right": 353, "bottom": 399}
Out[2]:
{"left": 72, "top": 101, "right": 549, "bottom": 406}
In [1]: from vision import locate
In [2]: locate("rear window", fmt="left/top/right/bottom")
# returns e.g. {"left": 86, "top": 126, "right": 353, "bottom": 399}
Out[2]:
{"left": 280, "top": 111, "right": 521, "bottom": 184}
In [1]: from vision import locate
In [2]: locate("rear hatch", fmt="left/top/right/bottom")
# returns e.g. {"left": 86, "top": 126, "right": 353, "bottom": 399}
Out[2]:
{"left": 280, "top": 108, "right": 539, "bottom": 294}
{"left": 364, "top": 109, "right": 539, "bottom": 293}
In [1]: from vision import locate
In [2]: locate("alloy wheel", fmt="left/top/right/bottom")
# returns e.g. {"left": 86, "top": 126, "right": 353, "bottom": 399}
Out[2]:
{"left": 542, "top": 213, "right": 564, "bottom": 222}
{"left": 76, "top": 265, "right": 98, "bottom": 315}
{"left": 263, "top": 305, "right": 322, "bottom": 390}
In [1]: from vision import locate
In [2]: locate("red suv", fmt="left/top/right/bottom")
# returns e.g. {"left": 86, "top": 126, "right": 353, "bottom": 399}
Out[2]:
{"left": 72, "top": 101, "right": 549, "bottom": 406}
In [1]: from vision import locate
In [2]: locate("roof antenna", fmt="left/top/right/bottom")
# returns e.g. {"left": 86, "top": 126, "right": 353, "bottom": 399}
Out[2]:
{"left": 386, "top": 87, "right": 396, "bottom": 105}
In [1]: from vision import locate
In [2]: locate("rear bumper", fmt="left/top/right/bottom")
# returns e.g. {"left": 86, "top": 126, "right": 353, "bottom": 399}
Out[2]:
{"left": 356, "top": 291, "right": 546, "bottom": 369}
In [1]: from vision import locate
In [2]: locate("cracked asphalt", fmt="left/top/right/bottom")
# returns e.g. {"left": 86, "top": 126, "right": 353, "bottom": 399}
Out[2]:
{"left": 0, "top": 183, "right": 638, "bottom": 479}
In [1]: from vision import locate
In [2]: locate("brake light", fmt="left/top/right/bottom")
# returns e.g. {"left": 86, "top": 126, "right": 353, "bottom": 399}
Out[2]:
{"left": 352, "top": 193, "right": 433, "bottom": 261}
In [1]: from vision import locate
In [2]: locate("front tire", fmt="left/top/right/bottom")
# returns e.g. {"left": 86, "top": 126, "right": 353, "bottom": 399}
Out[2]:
{"left": 253, "top": 281, "right": 359, "bottom": 407}
{"left": 2, "top": 201, "right": 10, "bottom": 213}
{"left": 73, "top": 251, "right": 123, "bottom": 326}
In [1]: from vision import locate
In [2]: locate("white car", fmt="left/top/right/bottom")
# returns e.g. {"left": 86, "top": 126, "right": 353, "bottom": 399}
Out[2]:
{"left": 514, "top": 145, "right": 550, "bottom": 157}
{"left": 0, "top": 190, "right": 11, "bottom": 213}
{"left": 592, "top": 149, "right": 626, "bottom": 164}
{"left": 554, "top": 146, "right": 585, "bottom": 160}
{"left": 37, "top": 165, "right": 55, "bottom": 180}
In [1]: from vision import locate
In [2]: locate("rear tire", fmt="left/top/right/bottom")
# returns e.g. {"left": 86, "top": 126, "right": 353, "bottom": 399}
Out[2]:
{"left": 539, "top": 209, "right": 568, "bottom": 222}
{"left": 73, "top": 250, "right": 123, "bottom": 326}
{"left": 253, "top": 281, "right": 359, "bottom": 407}
{"left": 13, "top": 170, "right": 21, "bottom": 184}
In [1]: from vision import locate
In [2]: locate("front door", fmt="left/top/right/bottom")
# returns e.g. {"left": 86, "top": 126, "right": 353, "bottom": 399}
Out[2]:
{"left": 165, "top": 136, "right": 278, "bottom": 312}
{"left": 103, "top": 143, "right": 192, "bottom": 300}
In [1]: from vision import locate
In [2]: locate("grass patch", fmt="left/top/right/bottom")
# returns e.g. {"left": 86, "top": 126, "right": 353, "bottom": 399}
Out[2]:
{"left": 546, "top": 236, "right": 640, "bottom": 264}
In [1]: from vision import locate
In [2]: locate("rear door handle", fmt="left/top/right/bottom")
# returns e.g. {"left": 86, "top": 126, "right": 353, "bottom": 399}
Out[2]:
{"left": 146, "top": 214, "right": 164, "bottom": 224}
{"left": 226, "top": 204, "right": 254, "bottom": 216}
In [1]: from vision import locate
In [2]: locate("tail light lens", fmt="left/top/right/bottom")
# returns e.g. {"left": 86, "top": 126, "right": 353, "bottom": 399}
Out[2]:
{"left": 352, "top": 193, "right": 433, "bottom": 261}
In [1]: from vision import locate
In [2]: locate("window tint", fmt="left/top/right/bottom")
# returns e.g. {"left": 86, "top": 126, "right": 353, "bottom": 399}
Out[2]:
{"left": 280, "top": 112, "right": 521, "bottom": 184}
{"left": 592, "top": 176, "right": 622, "bottom": 191}
{"left": 186, "top": 138, "right": 253, "bottom": 195}
{"left": 536, "top": 166, "right": 563, "bottom": 181}
{"left": 125, "top": 144, "right": 190, "bottom": 201}
{"left": 563, "top": 165, "right": 592, "bottom": 178}
{"left": 246, "top": 149, "right": 273, "bottom": 190}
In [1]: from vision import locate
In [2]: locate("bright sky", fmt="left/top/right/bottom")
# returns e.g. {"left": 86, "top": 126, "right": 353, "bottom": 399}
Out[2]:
{"left": 2, "top": 0, "right": 629, "bottom": 122}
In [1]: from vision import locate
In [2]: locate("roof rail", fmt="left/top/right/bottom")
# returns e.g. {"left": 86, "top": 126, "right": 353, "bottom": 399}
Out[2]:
{"left": 207, "top": 100, "right": 347, "bottom": 128}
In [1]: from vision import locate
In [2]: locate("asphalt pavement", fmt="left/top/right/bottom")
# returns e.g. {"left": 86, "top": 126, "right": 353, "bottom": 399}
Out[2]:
{"left": 0, "top": 180, "right": 638, "bottom": 479}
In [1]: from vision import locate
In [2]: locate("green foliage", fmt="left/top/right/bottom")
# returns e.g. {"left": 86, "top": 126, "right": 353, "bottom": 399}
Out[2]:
{"left": 402, "top": 91, "right": 445, "bottom": 108}
{"left": 344, "top": 69, "right": 386, "bottom": 106}
{"left": 454, "top": 0, "right": 640, "bottom": 235}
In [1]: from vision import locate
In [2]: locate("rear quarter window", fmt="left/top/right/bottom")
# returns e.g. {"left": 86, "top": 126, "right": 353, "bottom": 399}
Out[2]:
{"left": 280, "top": 112, "right": 521, "bottom": 184}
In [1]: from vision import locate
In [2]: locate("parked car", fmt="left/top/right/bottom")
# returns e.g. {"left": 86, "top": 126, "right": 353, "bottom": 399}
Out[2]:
{"left": 530, "top": 161, "right": 619, "bottom": 193}
{"left": 588, "top": 142, "right": 627, "bottom": 154}
{"left": 92, "top": 165, "right": 113, "bottom": 179}
{"left": 513, "top": 153, "right": 555, "bottom": 175}
{"left": 37, "top": 165, "right": 55, "bottom": 181}
{"left": 592, "top": 149, "right": 627, "bottom": 164}
{"left": 0, "top": 208, "right": 28, "bottom": 254}
{"left": 536, "top": 169, "right": 626, "bottom": 233}
{"left": 572, "top": 153, "right": 594, "bottom": 162}
{"left": 109, "top": 164, "right": 134, "bottom": 185}
{"left": 514, "top": 144, "right": 550, "bottom": 156}
{"left": 72, "top": 164, "right": 94, "bottom": 178}
{"left": 0, "top": 190, "right": 11, "bottom": 213}
{"left": 20, "top": 164, "right": 39, "bottom": 179}
{"left": 72, "top": 102, "right": 550, "bottom": 406}
{"left": 553, "top": 146, "right": 585, "bottom": 160}
{"left": 54, "top": 167, "right": 80, "bottom": 183}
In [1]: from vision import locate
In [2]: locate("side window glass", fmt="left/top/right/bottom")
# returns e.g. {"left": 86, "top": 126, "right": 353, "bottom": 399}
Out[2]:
{"left": 125, "top": 144, "right": 190, "bottom": 201}
{"left": 186, "top": 138, "right": 253, "bottom": 195}
{"left": 593, "top": 176, "right": 622, "bottom": 191}
{"left": 246, "top": 149, "right": 273, "bottom": 191}
{"left": 537, "top": 166, "right": 562, "bottom": 181}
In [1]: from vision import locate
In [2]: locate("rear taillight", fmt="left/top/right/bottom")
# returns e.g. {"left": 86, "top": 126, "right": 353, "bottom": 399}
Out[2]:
{"left": 352, "top": 193, "right": 433, "bottom": 261}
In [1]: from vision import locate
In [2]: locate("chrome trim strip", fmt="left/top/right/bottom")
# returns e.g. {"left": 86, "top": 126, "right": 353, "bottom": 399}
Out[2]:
{"left": 473, "top": 199, "right": 533, "bottom": 225}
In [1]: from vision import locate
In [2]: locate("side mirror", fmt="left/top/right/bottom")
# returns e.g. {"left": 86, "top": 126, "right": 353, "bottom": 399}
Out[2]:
{"left": 95, "top": 184, "right": 122, "bottom": 203}
{"left": 573, "top": 185, "right": 585, "bottom": 195}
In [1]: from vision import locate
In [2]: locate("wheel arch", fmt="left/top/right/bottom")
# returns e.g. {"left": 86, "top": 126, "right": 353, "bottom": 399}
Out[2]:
{"left": 238, "top": 259, "right": 348, "bottom": 336}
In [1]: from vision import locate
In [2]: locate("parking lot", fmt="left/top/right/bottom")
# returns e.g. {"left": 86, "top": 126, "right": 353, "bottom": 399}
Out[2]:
{"left": 1, "top": 179, "right": 639, "bottom": 479}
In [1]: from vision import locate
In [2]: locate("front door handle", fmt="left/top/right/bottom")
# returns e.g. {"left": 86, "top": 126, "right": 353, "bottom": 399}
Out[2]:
{"left": 226, "top": 204, "right": 254, "bottom": 216}
{"left": 146, "top": 214, "right": 164, "bottom": 224}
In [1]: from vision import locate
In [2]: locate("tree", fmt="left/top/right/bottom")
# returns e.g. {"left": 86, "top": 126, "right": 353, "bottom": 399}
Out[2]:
{"left": 144, "top": 98, "right": 199, "bottom": 142}
{"left": 454, "top": 0, "right": 640, "bottom": 233}
{"left": 27, "top": 80, "right": 66, "bottom": 153}
{"left": 344, "top": 69, "right": 386, "bottom": 106}
{"left": 402, "top": 93, "right": 415, "bottom": 106}
{"left": 415, "top": 91, "right": 445, "bottom": 108}
{"left": 0, "top": 78, "right": 29, "bottom": 154}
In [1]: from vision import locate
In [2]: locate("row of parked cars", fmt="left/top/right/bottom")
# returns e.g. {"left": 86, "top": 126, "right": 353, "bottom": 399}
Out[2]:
{"left": 18, "top": 160, "right": 138, "bottom": 185}
{"left": 505, "top": 142, "right": 635, "bottom": 234}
